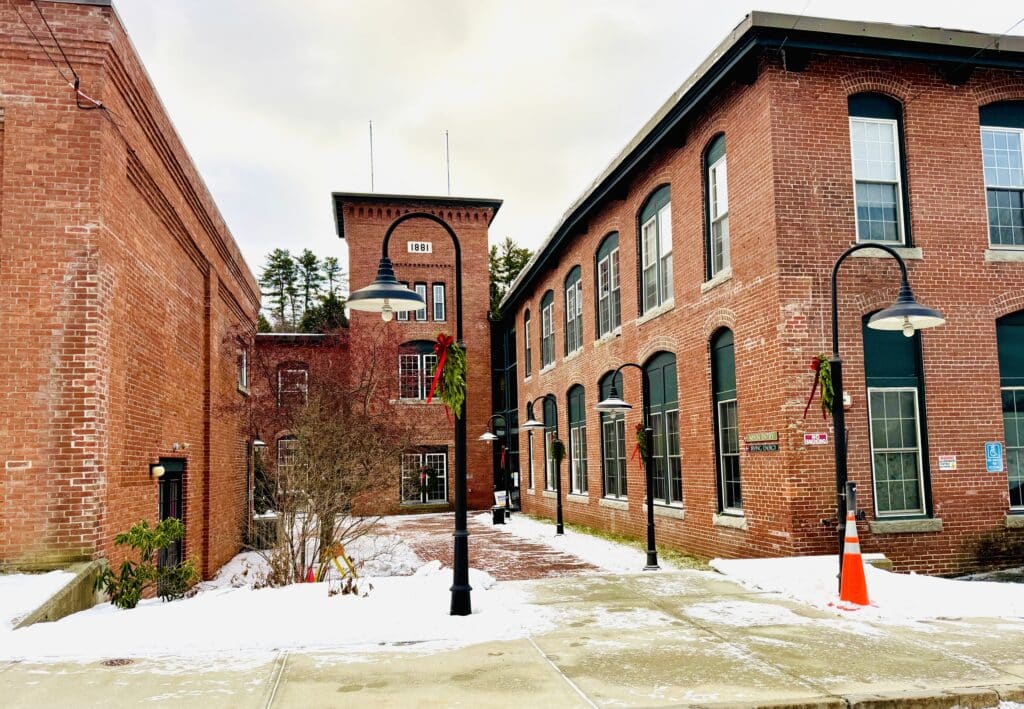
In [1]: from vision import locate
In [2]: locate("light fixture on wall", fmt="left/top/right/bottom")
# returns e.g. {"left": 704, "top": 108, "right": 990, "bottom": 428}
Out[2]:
{"left": 150, "top": 464, "right": 165, "bottom": 479}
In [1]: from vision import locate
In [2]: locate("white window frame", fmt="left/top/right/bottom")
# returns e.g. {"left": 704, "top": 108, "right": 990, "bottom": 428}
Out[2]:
{"left": 849, "top": 116, "right": 906, "bottom": 245}
{"left": 597, "top": 247, "right": 621, "bottom": 337}
{"left": 527, "top": 431, "right": 535, "bottom": 490}
{"left": 397, "top": 282, "right": 410, "bottom": 321}
{"left": 716, "top": 399, "right": 741, "bottom": 513}
{"left": 541, "top": 299, "right": 555, "bottom": 368}
{"left": 601, "top": 413, "right": 626, "bottom": 499}
{"left": 981, "top": 126, "right": 1024, "bottom": 250}
{"left": 524, "top": 314, "right": 532, "bottom": 377}
{"left": 565, "top": 277, "right": 583, "bottom": 355}
{"left": 432, "top": 283, "right": 446, "bottom": 321}
{"left": 414, "top": 284, "right": 427, "bottom": 321}
{"left": 398, "top": 353, "right": 437, "bottom": 401}
{"left": 237, "top": 348, "right": 248, "bottom": 391}
{"left": 277, "top": 437, "right": 298, "bottom": 472}
{"left": 278, "top": 368, "right": 308, "bottom": 407}
{"left": 867, "top": 387, "right": 927, "bottom": 517}
{"left": 400, "top": 451, "right": 448, "bottom": 503}
{"left": 544, "top": 430, "right": 556, "bottom": 491}
{"left": 641, "top": 202, "right": 673, "bottom": 312}
{"left": 1002, "top": 386, "right": 1024, "bottom": 511}
{"left": 708, "top": 155, "right": 730, "bottom": 277}
{"left": 569, "top": 422, "right": 587, "bottom": 494}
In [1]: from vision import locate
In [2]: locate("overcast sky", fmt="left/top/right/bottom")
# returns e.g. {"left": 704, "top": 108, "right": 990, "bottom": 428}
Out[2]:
{"left": 111, "top": 0, "right": 1024, "bottom": 282}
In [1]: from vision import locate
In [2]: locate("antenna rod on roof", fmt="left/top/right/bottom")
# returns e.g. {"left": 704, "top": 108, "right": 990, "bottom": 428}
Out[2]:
{"left": 369, "top": 120, "right": 375, "bottom": 192}
{"left": 445, "top": 129, "right": 451, "bottom": 196}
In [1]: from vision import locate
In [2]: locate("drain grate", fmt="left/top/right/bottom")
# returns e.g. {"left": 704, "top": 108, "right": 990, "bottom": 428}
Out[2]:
{"left": 101, "top": 658, "right": 133, "bottom": 667}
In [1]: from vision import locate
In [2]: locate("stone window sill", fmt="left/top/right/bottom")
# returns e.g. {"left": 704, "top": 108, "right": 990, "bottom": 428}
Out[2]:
{"left": 700, "top": 268, "right": 733, "bottom": 294}
{"left": 539, "top": 363, "right": 556, "bottom": 376}
{"left": 713, "top": 512, "right": 748, "bottom": 530}
{"left": 523, "top": 374, "right": 533, "bottom": 384}
{"left": 599, "top": 497, "right": 628, "bottom": 511}
{"left": 542, "top": 490, "right": 558, "bottom": 499}
{"left": 1006, "top": 514, "right": 1024, "bottom": 529}
{"left": 564, "top": 349, "right": 582, "bottom": 364}
{"left": 654, "top": 504, "right": 686, "bottom": 520}
{"left": 869, "top": 517, "right": 943, "bottom": 534}
{"left": 985, "top": 248, "right": 1024, "bottom": 263}
{"left": 636, "top": 299, "right": 675, "bottom": 326}
{"left": 594, "top": 328, "right": 622, "bottom": 348}
{"left": 567, "top": 493, "right": 589, "bottom": 503}
{"left": 850, "top": 246, "right": 923, "bottom": 260}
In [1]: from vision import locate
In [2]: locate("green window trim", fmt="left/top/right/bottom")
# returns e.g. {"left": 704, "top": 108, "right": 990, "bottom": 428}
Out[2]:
{"left": 981, "top": 103, "right": 1024, "bottom": 249}
{"left": 711, "top": 329, "right": 741, "bottom": 512}
{"left": 564, "top": 266, "right": 583, "bottom": 356}
{"left": 638, "top": 185, "right": 673, "bottom": 314}
{"left": 543, "top": 397, "right": 558, "bottom": 491}
{"left": 997, "top": 310, "right": 1024, "bottom": 509}
{"left": 568, "top": 385, "right": 587, "bottom": 494}
{"left": 704, "top": 134, "right": 730, "bottom": 280}
{"left": 523, "top": 310, "right": 532, "bottom": 377}
{"left": 595, "top": 232, "right": 621, "bottom": 339}
{"left": 599, "top": 371, "right": 627, "bottom": 499}
{"left": 645, "top": 352, "right": 682, "bottom": 505}
{"left": 540, "top": 291, "right": 555, "bottom": 368}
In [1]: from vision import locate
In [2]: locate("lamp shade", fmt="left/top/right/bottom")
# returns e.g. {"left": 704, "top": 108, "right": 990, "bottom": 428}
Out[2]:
{"left": 347, "top": 257, "right": 426, "bottom": 315}
{"left": 595, "top": 395, "right": 632, "bottom": 413}
{"left": 478, "top": 431, "right": 500, "bottom": 442}
{"left": 867, "top": 282, "right": 945, "bottom": 335}
{"left": 521, "top": 417, "right": 544, "bottom": 430}
{"left": 252, "top": 438, "right": 267, "bottom": 449}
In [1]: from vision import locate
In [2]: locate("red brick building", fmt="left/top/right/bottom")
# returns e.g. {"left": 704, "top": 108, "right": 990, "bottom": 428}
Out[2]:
{"left": 0, "top": 0, "right": 259, "bottom": 576}
{"left": 334, "top": 193, "right": 501, "bottom": 511}
{"left": 493, "top": 13, "right": 1024, "bottom": 574}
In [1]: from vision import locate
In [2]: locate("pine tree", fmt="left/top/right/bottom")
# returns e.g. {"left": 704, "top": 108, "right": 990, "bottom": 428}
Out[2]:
{"left": 489, "top": 236, "right": 532, "bottom": 317}
{"left": 259, "top": 249, "right": 298, "bottom": 330}
{"left": 300, "top": 291, "right": 348, "bottom": 333}
{"left": 296, "top": 249, "right": 325, "bottom": 314}
{"left": 322, "top": 256, "right": 343, "bottom": 297}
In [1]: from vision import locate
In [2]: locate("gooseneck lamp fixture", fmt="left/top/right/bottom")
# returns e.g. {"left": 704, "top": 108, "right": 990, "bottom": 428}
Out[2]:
{"left": 347, "top": 211, "right": 473, "bottom": 616}
{"left": 479, "top": 414, "right": 512, "bottom": 513}
{"left": 829, "top": 242, "right": 944, "bottom": 589}
{"left": 522, "top": 395, "right": 563, "bottom": 535}
{"left": 595, "top": 363, "right": 660, "bottom": 571}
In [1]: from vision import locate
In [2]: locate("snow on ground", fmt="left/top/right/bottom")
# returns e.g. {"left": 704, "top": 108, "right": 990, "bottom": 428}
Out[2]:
{"left": 0, "top": 530, "right": 559, "bottom": 666}
{"left": 478, "top": 511, "right": 678, "bottom": 573}
{"left": 0, "top": 570, "right": 75, "bottom": 630}
{"left": 712, "top": 555, "right": 1024, "bottom": 622}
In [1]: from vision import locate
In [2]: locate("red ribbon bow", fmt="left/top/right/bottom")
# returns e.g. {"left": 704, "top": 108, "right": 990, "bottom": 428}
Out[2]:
{"left": 630, "top": 422, "right": 645, "bottom": 468}
{"left": 427, "top": 333, "right": 454, "bottom": 421}
{"left": 802, "top": 357, "right": 826, "bottom": 420}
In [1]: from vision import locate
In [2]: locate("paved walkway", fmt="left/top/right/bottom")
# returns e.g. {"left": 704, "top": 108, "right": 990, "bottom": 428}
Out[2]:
{"left": 5, "top": 515, "right": 1024, "bottom": 708}
{"left": 386, "top": 512, "right": 599, "bottom": 580}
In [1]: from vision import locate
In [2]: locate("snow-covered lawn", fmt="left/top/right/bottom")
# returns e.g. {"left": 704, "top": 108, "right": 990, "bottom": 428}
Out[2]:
{"left": 0, "top": 570, "right": 75, "bottom": 630}
{"left": 0, "top": 532, "right": 557, "bottom": 665}
{"left": 712, "top": 555, "right": 1024, "bottom": 622}
{"left": 478, "top": 511, "right": 679, "bottom": 573}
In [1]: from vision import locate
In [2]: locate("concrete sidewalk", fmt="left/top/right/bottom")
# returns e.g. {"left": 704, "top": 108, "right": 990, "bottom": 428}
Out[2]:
{"left": 3, "top": 571, "right": 1024, "bottom": 708}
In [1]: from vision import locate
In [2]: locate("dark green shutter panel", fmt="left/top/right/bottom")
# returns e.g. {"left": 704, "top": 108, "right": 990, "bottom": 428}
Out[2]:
{"left": 862, "top": 320, "right": 920, "bottom": 388}
{"left": 980, "top": 101, "right": 1024, "bottom": 129}
{"left": 706, "top": 134, "right": 726, "bottom": 165}
{"left": 848, "top": 92, "right": 901, "bottom": 120}
{"left": 998, "top": 311, "right": 1024, "bottom": 386}
{"left": 712, "top": 330, "right": 736, "bottom": 401}
{"left": 640, "top": 186, "right": 671, "bottom": 223}
{"left": 568, "top": 386, "right": 585, "bottom": 425}
{"left": 596, "top": 232, "right": 619, "bottom": 261}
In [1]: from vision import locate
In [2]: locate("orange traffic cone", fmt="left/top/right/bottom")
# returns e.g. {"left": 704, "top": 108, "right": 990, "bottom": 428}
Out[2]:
{"left": 839, "top": 510, "right": 870, "bottom": 606}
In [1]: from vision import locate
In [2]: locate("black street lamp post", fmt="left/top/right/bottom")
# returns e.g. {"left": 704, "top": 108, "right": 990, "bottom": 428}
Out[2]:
{"left": 478, "top": 414, "right": 512, "bottom": 514}
{"left": 347, "top": 212, "right": 473, "bottom": 616}
{"left": 595, "top": 364, "right": 659, "bottom": 570}
{"left": 829, "top": 242, "right": 944, "bottom": 589}
{"left": 522, "top": 395, "right": 563, "bottom": 535}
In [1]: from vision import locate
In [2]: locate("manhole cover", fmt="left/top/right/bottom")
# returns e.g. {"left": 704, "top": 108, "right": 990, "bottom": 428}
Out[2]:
{"left": 102, "top": 658, "right": 133, "bottom": 667}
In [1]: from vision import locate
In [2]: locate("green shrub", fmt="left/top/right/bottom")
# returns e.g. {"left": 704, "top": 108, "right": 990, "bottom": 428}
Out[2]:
{"left": 95, "top": 519, "right": 198, "bottom": 609}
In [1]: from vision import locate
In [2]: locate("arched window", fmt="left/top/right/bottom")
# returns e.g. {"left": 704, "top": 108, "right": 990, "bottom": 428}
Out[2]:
{"left": 704, "top": 135, "right": 730, "bottom": 279}
{"left": 398, "top": 340, "right": 437, "bottom": 400}
{"left": 564, "top": 267, "right": 583, "bottom": 356}
{"left": 639, "top": 186, "right": 673, "bottom": 314}
{"left": 863, "top": 315, "right": 930, "bottom": 517}
{"left": 523, "top": 309, "right": 532, "bottom": 377}
{"left": 997, "top": 310, "right": 1024, "bottom": 509}
{"left": 277, "top": 362, "right": 309, "bottom": 407}
{"left": 848, "top": 92, "right": 910, "bottom": 244}
{"left": 645, "top": 352, "right": 681, "bottom": 505}
{"left": 711, "top": 329, "right": 741, "bottom": 512}
{"left": 595, "top": 232, "right": 621, "bottom": 338}
{"left": 543, "top": 396, "right": 558, "bottom": 490}
{"left": 980, "top": 101, "right": 1024, "bottom": 248}
{"left": 568, "top": 385, "right": 587, "bottom": 494}
{"left": 599, "top": 371, "right": 627, "bottom": 499}
{"left": 540, "top": 291, "right": 555, "bottom": 368}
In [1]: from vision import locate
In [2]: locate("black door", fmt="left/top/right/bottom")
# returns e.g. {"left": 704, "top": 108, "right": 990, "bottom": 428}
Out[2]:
{"left": 158, "top": 459, "right": 185, "bottom": 570}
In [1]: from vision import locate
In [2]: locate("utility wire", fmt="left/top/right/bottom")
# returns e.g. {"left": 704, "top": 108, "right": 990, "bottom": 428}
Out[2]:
{"left": 776, "top": 0, "right": 813, "bottom": 57}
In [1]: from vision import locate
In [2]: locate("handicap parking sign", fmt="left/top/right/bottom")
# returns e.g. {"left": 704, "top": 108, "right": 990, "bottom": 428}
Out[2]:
{"left": 985, "top": 442, "right": 1004, "bottom": 473}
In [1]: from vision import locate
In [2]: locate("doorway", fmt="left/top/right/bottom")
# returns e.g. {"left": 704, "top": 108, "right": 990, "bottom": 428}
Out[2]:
{"left": 157, "top": 458, "right": 185, "bottom": 570}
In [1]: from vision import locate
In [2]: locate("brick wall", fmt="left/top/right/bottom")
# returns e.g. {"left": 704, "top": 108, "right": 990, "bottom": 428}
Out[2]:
{"left": 0, "top": 0, "right": 259, "bottom": 576}
{"left": 506, "top": 49, "right": 1024, "bottom": 574}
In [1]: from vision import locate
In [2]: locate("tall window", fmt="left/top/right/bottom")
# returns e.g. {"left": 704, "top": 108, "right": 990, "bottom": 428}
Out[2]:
{"left": 564, "top": 267, "right": 583, "bottom": 355}
{"left": 432, "top": 283, "right": 446, "bottom": 321}
{"left": 980, "top": 102, "right": 1024, "bottom": 249}
{"left": 599, "top": 371, "right": 627, "bottom": 499}
{"left": 645, "top": 352, "right": 681, "bottom": 505}
{"left": 639, "top": 186, "right": 673, "bottom": 313}
{"left": 527, "top": 430, "right": 535, "bottom": 490}
{"left": 397, "top": 282, "right": 409, "bottom": 321}
{"left": 705, "top": 135, "right": 730, "bottom": 278}
{"left": 596, "top": 232, "right": 621, "bottom": 338}
{"left": 998, "top": 310, "right": 1024, "bottom": 510}
{"left": 540, "top": 291, "right": 555, "bottom": 368}
{"left": 543, "top": 397, "right": 557, "bottom": 491}
{"left": 398, "top": 341, "right": 437, "bottom": 400}
{"left": 414, "top": 283, "right": 427, "bottom": 321}
{"left": 524, "top": 310, "right": 532, "bottom": 377}
{"left": 237, "top": 348, "right": 248, "bottom": 391}
{"left": 711, "top": 329, "right": 741, "bottom": 512}
{"left": 278, "top": 365, "right": 308, "bottom": 407}
{"left": 276, "top": 436, "right": 298, "bottom": 474}
{"left": 568, "top": 385, "right": 587, "bottom": 494}
{"left": 849, "top": 93, "right": 909, "bottom": 244}
{"left": 863, "top": 316, "right": 929, "bottom": 517}
{"left": 400, "top": 449, "right": 447, "bottom": 503}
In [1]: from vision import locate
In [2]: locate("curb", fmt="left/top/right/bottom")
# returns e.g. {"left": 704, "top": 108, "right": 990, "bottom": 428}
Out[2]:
{"left": 696, "top": 684, "right": 1024, "bottom": 709}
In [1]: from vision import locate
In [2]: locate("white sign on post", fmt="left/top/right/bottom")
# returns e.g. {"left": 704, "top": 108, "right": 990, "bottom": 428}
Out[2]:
{"left": 407, "top": 241, "right": 433, "bottom": 254}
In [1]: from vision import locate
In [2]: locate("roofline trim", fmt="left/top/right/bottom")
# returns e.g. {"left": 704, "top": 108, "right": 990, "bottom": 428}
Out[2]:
{"left": 332, "top": 192, "right": 503, "bottom": 239}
